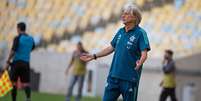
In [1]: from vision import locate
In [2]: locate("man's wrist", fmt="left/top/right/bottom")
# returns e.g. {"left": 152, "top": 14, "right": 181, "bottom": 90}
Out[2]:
{"left": 136, "top": 64, "right": 141, "bottom": 68}
{"left": 138, "top": 61, "right": 143, "bottom": 66}
{"left": 93, "top": 54, "right": 97, "bottom": 60}
{"left": 6, "top": 60, "right": 10, "bottom": 64}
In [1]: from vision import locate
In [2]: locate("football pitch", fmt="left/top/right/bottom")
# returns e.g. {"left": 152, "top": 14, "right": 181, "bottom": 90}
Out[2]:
{"left": 0, "top": 90, "right": 102, "bottom": 101}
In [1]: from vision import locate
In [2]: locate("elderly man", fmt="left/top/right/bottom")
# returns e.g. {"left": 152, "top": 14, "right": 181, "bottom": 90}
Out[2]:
{"left": 80, "top": 3, "right": 150, "bottom": 101}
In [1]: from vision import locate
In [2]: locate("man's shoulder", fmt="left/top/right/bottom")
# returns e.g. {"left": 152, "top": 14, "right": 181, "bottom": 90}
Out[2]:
{"left": 13, "top": 35, "right": 21, "bottom": 41}
{"left": 112, "top": 27, "right": 124, "bottom": 38}
{"left": 136, "top": 26, "right": 147, "bottom": 35}
{"left": 25, "top": 33, "right": 33, "bottom": 38}
{"left": 25, "top": 34, "right": 34, "bottom": 40}
{"left": 116, "top": 27, "right": 124, "bottom": 34}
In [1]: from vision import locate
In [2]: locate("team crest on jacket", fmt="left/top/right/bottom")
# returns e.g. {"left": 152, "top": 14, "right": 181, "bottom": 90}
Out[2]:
{"left": 127, "top": 35, "right": 136, "bottom": 49}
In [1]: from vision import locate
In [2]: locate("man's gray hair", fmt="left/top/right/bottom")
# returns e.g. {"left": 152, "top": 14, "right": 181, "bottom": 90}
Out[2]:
{"left": 122, "top": 3, "right": 142, "bottom": 25}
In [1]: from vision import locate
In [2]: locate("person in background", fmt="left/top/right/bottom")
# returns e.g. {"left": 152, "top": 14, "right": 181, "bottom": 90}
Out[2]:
{"left": 65, "top": 42, "right": 88, "bottom": 101}
{"left": 159, "top": 49, "right": 177, "bottom": 101}
{"left": 3, "top": 22, "right": 35, "bottom": 101}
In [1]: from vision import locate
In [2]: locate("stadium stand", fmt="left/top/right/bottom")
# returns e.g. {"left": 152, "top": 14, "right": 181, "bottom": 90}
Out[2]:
{"left": 80, "top": 0, "right": 201, "bottom": 58}
{"left": 0, "top": 0, "right": 201, "bottom": 58}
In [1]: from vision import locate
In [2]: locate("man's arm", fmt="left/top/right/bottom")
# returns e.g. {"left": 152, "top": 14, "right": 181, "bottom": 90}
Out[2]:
{"left": 3, "top": 50, "right": 15, "bottom": 70}
{"left": 32, "top": 41, "right": 35, "bottom": 51}
{"left": 4, "top": 36, "right": 19, "bottom": 70}
{"left": 163, "top": 61, "right": 175, "bottom": 74}
{"left": 135, "top": 49, "right": 148, "bottom": 70}
{"left": 65, "top": 52, "right": 75, "bottom": 75}
{"left": 6, "top": 50, "right": 15, "bottom": 63}
{"left": 136, "top": 30, "right": 150, "bottom": 70}
{"left": 95, "top": 45, "right": 114, "bottom": 59}
{"left": 159, "top": 80, "right": 164, "bottom": 87}
{"left": 80, "top": 45, "right": 114, "bottom": 62}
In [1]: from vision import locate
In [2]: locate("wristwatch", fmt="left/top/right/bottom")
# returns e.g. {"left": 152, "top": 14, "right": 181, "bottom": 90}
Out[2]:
{"left": 93, "top": 54, "right": 97, "bottom": 60}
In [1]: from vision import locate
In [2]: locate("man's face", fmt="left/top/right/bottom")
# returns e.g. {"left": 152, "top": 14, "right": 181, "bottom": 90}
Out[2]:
{"left": 121, "top": 11, "right": 136, "bottom": 24}
{"left": 77, "top": 44, "right": 82, "bottom": 50}
{"left": 164, "top": 52, "right": 171, "bottom": 59}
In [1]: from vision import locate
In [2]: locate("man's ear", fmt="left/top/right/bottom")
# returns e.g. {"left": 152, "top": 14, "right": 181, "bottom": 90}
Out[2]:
{"left": 132, "top": 15, "right": 137, "bottom": 22}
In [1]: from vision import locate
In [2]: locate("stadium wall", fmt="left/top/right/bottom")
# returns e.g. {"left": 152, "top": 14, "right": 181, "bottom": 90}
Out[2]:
{"left": 30, "top": 51, "right": 201, "bottom": 101}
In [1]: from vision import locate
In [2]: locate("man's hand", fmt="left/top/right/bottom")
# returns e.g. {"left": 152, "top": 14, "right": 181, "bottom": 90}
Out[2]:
{"left": 162, "top": 59, "right": 168, "bottom": 65}
{"left": 0, "top": 67, "right": 4, "bottom": 78}
{"left": 65, "top": 68, "right": 70, "bottom": 76}
{"left": 135, "top": 60, "right": 141, "bottom": 70}
{"left": 80, "top": 53, "right": 94, "bottom": 62}
{"left": 159, "top": 81, "right": 163, "bottom": 87}
{"left": 80, "top": 45, "right": 114, "bottom": 62}
{"left": 135, "top": 50, "right": 148, "bottom": 70}
{"left": 3, "top": 63, "right": 10, "bottom": 71}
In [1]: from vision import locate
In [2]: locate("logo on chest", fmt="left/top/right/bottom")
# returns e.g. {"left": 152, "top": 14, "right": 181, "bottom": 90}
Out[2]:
{"left": 127, "top": 35, "right": 136, "bottom": 49}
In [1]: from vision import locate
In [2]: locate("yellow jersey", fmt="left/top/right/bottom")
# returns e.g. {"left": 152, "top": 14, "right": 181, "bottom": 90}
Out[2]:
{"left": 162, "top": 73, "right": 176, "bottom": 88}
{"left": 71, "top": 52, "right": 86, "bottom": 75}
